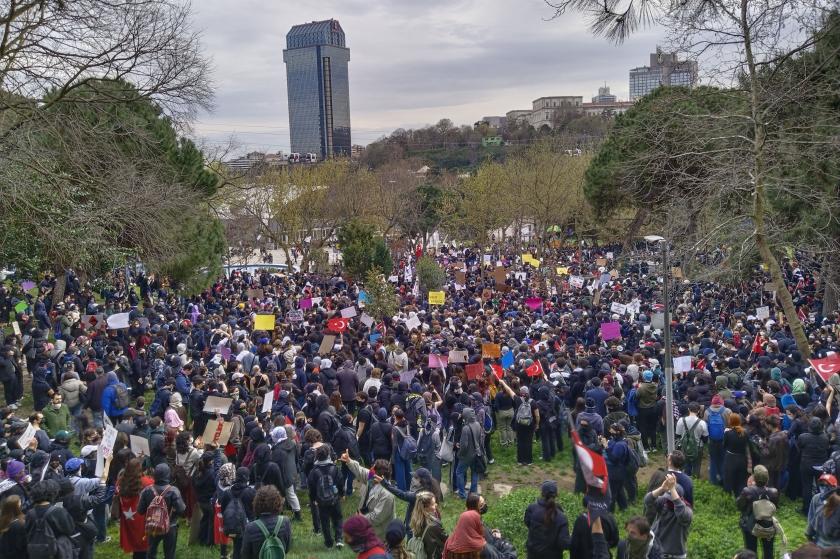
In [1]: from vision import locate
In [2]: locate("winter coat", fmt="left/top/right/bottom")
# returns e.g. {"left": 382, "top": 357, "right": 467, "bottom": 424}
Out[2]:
{"left": 524, "top": 498, "right": 571, "bottom": 557}
{"left": 346, "top": 458, "right": 396, "bottom": 539}
{"left": 241, "top": 514, "right": 292, "bottom": 559}
{"left": 59, "top": 377, "right": 87, "bottom": 408}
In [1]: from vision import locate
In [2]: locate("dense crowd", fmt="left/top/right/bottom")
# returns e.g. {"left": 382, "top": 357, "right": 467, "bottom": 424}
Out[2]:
{"left": 0, "top": 242, "right": 839, "bottom": 559}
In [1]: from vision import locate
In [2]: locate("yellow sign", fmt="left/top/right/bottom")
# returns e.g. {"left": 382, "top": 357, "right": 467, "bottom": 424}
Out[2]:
{"left": 254, "top": 314, "right": 275, "bottom": 331}
{"left": 428, "top": 291, "right": 445, "bottom": 305}
{"left": 556, "top": 267, "right": 569, "bottom": 276}
{"left": 522, "top": 253, "right": 541, "bottom": 267}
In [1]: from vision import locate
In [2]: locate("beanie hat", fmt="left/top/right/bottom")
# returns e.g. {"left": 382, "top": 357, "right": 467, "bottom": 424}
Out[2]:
{"left": 642, "top": 370, "right": 654, "bottom": 382}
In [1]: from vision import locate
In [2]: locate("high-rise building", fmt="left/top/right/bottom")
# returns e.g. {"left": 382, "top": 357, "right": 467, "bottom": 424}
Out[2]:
{"left": 591, "top": 85, "right": 617, "bottom": 104}
{"left": 629, "top": 48, "right": 698, "bottom": 101}
{"left": 283, "top": 19, "right": 351, "bottom": 159}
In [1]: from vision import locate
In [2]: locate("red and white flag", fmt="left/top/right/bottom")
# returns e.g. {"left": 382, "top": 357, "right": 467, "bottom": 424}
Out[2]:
{"left": 327, "top": 317, "right": 349, "bottom": 333}
{"left": 526, "top": 360, "right": 543, "bottom": 377}
{"left": 810, "top": 354, "right": 840, "bottom": 382}
{"left": 570, "top": 429, "right": 609, "bottom": 494}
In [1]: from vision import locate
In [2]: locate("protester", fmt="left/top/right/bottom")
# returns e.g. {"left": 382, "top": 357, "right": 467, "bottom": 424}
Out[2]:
{"left": 137, "top": 463, "right": 187, "bottom": 559}
{"left": 408, "top": 490, "right": 447, "bottom": 559}
{"left": 443, "top": 510, "right": 486, "bottom": 559}
{"left": 737, "top": 465, "right": 780, "bottom": 558}
{"left": 644, "top": 473, "right": 693, "bottom": 559}
{"left": 523, "top": 480, "right": 570, "bottom": 558}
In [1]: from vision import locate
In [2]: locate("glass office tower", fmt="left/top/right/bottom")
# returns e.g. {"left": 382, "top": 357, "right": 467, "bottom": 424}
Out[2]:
{"left": 283, "top": 19, "right": 351, "bottom": 159}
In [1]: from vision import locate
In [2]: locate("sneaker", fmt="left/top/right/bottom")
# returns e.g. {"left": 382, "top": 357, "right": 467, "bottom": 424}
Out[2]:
{"left": 488, "top": 458, "right": 495, "bottom": 464}
{"left": 336, "top": 542, "right": 345, "bottom": 549}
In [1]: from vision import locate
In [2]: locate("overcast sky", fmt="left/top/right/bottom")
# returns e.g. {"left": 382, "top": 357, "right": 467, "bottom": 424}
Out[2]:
{"left": 190, "top": 0, "right": 666, "bottom": 156}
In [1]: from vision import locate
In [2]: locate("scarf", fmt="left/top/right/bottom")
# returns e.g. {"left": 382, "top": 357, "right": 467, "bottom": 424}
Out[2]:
{"left": 444, "top": 511, "right": 485, "bottom": 554}
{"left": 628, "top": 535, "right": 651, "bottom": 559}
{"left": 218, "top": 463, "right": 235, "bottom": 488}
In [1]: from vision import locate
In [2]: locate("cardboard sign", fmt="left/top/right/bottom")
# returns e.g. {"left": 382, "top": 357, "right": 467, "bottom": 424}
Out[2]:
{"left": 569, "top": 276, "right": 585, "bottom": 289}
{"left": 428, "top": 291, "right": 445, "bottom": 305}
{"left": 593, "top": 289, "right": 602, "bottom": 307}
{"left": 11, "top": 322, "right": 20, "bottom": 336}
{"left": 465, "top": 363, "right": 484, "bottom": 380}
{"left": 286, "top": 310, "right": 304, "bottom": 322}
{"left": 482, "top": 288, "right": 493, "bottom": 300}
{"left": 17, "top": 423, "right": 36, "bottom": 449}
{"left": 360, "top": 313, "right": 374, "bottom": 328}
{"left": 247, "top": 288, "right": 264, "bottom": 299}
{"left": 202, "top": 420, "right": 233, "bottom": 447}
{"left": 106, "top": 312, "right": 130, "bottom": 329}
{"left": 455, "top": 271, "right": 466, "bottom": 286}
{"left": 497, "top": 284, "right": 512, "bottom": 293}
{"left": 600, "top": 322, "right": 622, "bottom": 341}
{"left": 428, "top": 354, "right": 448, "bottom": 369}
{"left": 261, "top": 390, "right": 274, "bottom": 414}
{"left": 340, "top": 306, "right": 357, "bottom": 319}
{"left": 596, "top": 258, "right": 607, "bottom": 267}
{"left": 130, "top": 435, "right": 150, "bottom": 457}
{"left": 493, "top": 267, "right": 507, "bottom": 284}
{"left": 448, "top": 350, "right": 468, "bottom": 363}
{"left": 254, "top": 314, "right": 275, "bottom": 331}
{"left": 319, "top": 334, "right": 336, "bottom": 355}
{"left": 651, "top": 312, "right": 665, "bottom": 330}
{"left": 671, "top": 267, "right": 684, "bottom": 279}
{"left": 610, "top": 302, "right": 627, "bottom": 315}
{"left": 481, "top": 343, "right": 501, "bottom": 359}
{"left": 756, "top": 306, "right": 770, "bottom": 320}
{"left": 204, "top": 396, "right": 233, "bottom": 414}
{"left": 406, "top": 315, "right": 422, "bottom": 331}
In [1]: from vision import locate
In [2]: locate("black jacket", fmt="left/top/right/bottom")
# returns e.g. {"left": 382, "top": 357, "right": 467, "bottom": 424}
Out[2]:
{"left": 524, "top": 498, "right": 571, "bottom": 556}
{"left": 138, "top": 465, "right": 187, "bottom": 527}
{"left": 241, "top": 514, "right": 292, "bottom": 559}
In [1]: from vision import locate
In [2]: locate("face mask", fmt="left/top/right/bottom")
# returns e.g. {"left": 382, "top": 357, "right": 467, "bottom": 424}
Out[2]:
{"left": 53, "top": 403, "right": 61, "bottom": 410}
{"left": 350, "top": 542, "right": 367, "bottom": 553}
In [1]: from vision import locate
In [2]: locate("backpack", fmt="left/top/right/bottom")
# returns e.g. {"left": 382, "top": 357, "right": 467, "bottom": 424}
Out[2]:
{"left": 222, "top": 493, "right": 248, "bottom": 536}
{"left": 26, "top": 508, "right": 58, "bottom": 559}
{"left": 398, "top": 427, "right": 419, "bottom": 461}
{"left": 145, "top": 486, "right": 172, "bottom": 536}
{"left": 314, "top": 464, "right": 339, "bottom": 505}
{"left": 483, "top": 410, "right": 494, "bottom": 434}
{"left": 406, "top": 524, "right": 431, "bottom": 559}
{"left": 114, "top": 383, "right": 130, "bottom": 409}
{"left": 254, "top": 518, "right": 286, "bottom": 559}
{"left": 515, "top": 399, "right": 533, "bottom": 427}
{"left": 751, "top": 495, "right": 778, "bottom": 540}
{"left": 406, "top": 394, "right": 427, "bottom": 428}
{"left": 707, "top": 408, "right": 725, "bottom": 441}
{"left": 678, "top": 418, "right": 700, "bottom": 462}
{"left": 342, "top": 426, "right": 361, "bottom": 460}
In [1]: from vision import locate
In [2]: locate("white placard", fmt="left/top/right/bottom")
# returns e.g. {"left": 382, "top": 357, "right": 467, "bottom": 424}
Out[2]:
{"left": 406, "top": 315, "right": 421, "bottom": 331}
{"left": 569, "top": 276, "right": 585, "bottom": 289}
{"left": 340, "top": 306, "right": 357, "bottom": 319}
{"left": 17, "top": 423, "right": 36, "bottom": 449}
{"left": 106, "top": 312, "right": 130, "bottom": 329}
{"left": 610, "top": 302, "right": 627, "bottom": 315}
{"left": 755, "top": 306, "right": 770, "bottom": 320}
{"left": 606, "top": 252, "right": 614, "bottom": 260}
{"left": 673, "top": 356, "right": 693, "bottom": 373}
{"left": 203, "top": 395, "right": 233, "bottom": 414}
{"left": 262, "top": 390, "right": 274, "bottom": 414}
{"left": 11, "top": 322, "right": 20, "bottom": 336}
{"left": 514, "top": 272, "right": 527, "bottom": 281}
{"left": 651, "top": 312, "right": 665, "bottom": 330}
{"left": 360, "top": 313, "right": 374, "bottom": 328}
{"left": 404, "top": 268, "right": 413, "bottom": 282}
{"left": 388, "top": 275, "right": 399, "bottom": 283}
{"left": 130, "top": 435, "right": 150, "bottom": 457}
{"left": 99, "top": 426, "right": 118, "bottom": 458}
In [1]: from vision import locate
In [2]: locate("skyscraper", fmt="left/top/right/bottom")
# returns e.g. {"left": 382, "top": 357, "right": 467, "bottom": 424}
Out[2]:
{"left": 629, "top": 48, "right": 698, "bottom": 101}
{"left": 283, "top": 19, "right": 351, "bottom": 159}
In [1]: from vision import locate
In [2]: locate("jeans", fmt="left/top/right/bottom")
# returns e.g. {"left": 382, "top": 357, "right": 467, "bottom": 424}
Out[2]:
{"left": 340, "top": 463, "right": 355, "bottom": 496}
{"left": 93, "top": 497, "right": 109, "bottom": 542}
{"left": 743, "top": 530, "right": 774, "bottom": 558}
{"left": 147, "top": 525, "right": 179, "bottom": 559}
{"left": 456, "top": 459, "right": 478, "bottom": 498}
{"left": 540, "top": 425, "right": 556, "bottom": 461}
{"left": 317, "top": 502, "right": 343, "bottom": 547}
{"left": 684, "top": 455, "right": 702, "bottom": 478}
{"left": 496, "top": 408, "right": 515, "bottom": 445}
{"left": 708, "top": 440, "right": 724, "bottom": 486}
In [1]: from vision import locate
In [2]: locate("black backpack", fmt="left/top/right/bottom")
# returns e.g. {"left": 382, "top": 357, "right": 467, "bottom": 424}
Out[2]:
{"left": 222, "top": 493, "right": 248, "bottom": 537}
{"left": 27, "top": 508, "right": 58, "bottom": 559}
{"left": 114, "top": 383, "right": 130, "bottom": 409}
{"left": 314, "top": 464, "right": 339, "bottom": 505}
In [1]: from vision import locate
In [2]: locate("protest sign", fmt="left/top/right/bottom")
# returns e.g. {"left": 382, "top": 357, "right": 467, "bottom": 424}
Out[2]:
{"left": 106, "top": 312, "right": 130, "bottom": 329}
{"left": 340, "top": 306, "right": 357, "bottom": 319}
{"left": 482, "top": 288, "right": 493, "bottom": 300}
{"left": 254, "top": 314, "right": 275, "bottom": 331}
{"left": 399, "top": 369, "right": 417, "bottom": 384}
{"left": 673, "top": 356, "right": 693, "bottom": 373}
{"left": 481, "top": 343, "right": 501, "bottom": 359}
{"left": 262, "top": 390, "right": 274, "bottom": 414}
{"left": 202, "top": 420, "right": 233, "bottom": 447}
{"left": 358, "top": 291, "right": 368, "bottom": 304}
{"left": 556, "top": 267, "right": 569, "bottom": 276}
{"left": 429, "top": 354, "right": 448, "bottom": 369}
{"left": 130, "top": 435, "right": 150, "bottom": 457}
{"left": 569, "top": 276, "right": 585, "bottom": 289}
{"left": 755, "top": 306, "right": 770, "bottom": 320}
{"left": 204, "top": 396, "right": 233, "bottom": 414}
{"left": 514, "top": 272, "right": 527, "bottom": 281}
{"left": 483, "top": 254, "right": 492, "bottom": 263}
{"left": 360, "top": 313, "right": 374, "bottom": 328}
{"left": 493, "top": 267, "right": 507, "bottom": 284}
{"left": 406, "top": 315, "right": 422, "bottom": 331}
{"left": 491, "top": 364, "right": 504, "bottom": 379}
{"left": 299, "top": 297, "right": 313, "bottom": 309}
{"left": 17, "top": 423, "right": 36, "bottom": 449}
{"left": 465, "top": 363, "right": 484, "bottom": 380}
{"left": 501, "top": 350, "right": 514, "bottom": 369}
{"left": 600, "top": 322, "right": 622, "bottom": 341}
{"left": 100, "top": 426, "right": 118, "bottom": 458}
{"left": 596, "top": 258, "right": 607, "bottom": 267}
{"left": 592, "top": 289, "right": 601, "bottom": 307}
{"left": 610, "top": 302, "right": 627, "bottom": 315}
{"left": 319, "top": 334, "right": 336, "bottom": 355}
{"left": 651, "top": 312, "right": 665, "bottom": 330}
{"left": 606, "top": 252, "right": 614, "bottom": 260}
{"left": 247, "top": 288, "right": 264, "bottom": 299}
{"left": 497, "top": 284, "right": 512, "bottom": 293}
{"left": 388, "top": 275, "right": 399, "bottom": 283}
{"left": 286, "top": 310, "right": 304, "bottom": 322}
{"left": 671, "top": 267, "right": 684, "bottom": 279}
{"left": 448, "top": 350, "right": 468, "bottom": 363}
{"left": 428, "top": 291, "right": 445, "bottom": 305}
{"left": 455, "top": 270, "right": 466, "bottom": 286}
{"left": 11, "top": 322, "right": 20, "bottom": 336}
{"left": 525, "top": 297, "right": 543, "bottom": 311}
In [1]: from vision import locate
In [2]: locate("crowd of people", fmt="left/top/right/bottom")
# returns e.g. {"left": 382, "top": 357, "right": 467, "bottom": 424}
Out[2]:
{"left": 0, "top": 240, "right": 838, "bottom": 559}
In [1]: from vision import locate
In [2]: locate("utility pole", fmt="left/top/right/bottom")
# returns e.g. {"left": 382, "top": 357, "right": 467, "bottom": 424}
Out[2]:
{"left": 662, "top": 239, "right": 675, "bottom": 455}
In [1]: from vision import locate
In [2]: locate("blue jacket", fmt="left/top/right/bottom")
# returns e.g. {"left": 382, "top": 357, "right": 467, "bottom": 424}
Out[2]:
{"left": 174, "top": 370, "right": 191, "bottom": 400}
{"left": 101, "top": 377, "right": 128, "bottom": 418}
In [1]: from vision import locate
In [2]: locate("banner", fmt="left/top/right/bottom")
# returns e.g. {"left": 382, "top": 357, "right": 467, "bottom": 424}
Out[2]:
{"left": 810, "top": 355, "right": 840, "bottom": 382}
{"left": 571, "top": 429, "right": 608, "bottom": 494}
{"left": 465, "top": 363, "right": 484, "bottom": 380}
{"left": 428, "top": 291, "right": 445, "bottom": 305}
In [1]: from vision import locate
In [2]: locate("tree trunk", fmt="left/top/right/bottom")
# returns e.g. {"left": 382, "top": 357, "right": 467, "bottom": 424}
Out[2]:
{"left": 51, "top": 266, "right": 67, "bottom": 310}
{"left": 741, "top": 0, "right": 809, "bottom": 357}
{"left": 621, "top": 206, "right": 649, "bottom": 256}
{"left": 823, "top": 255, "right": 840, "bottom": 316}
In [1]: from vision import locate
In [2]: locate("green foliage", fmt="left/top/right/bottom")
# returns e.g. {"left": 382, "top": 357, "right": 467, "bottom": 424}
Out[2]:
{"left": 416, "top": 255, "right": 445, "bottom": 294}
{"left": 337, "top": 219, "right": 392, "bottom": 280}
{"left": 363, "top": 269, "right": 398, "bottom": 321}
{"left": 158, "top": 213, "right": 225, "bottom": 294}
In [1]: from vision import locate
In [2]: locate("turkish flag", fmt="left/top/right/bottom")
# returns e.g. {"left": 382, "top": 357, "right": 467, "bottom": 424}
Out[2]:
{"left": 810, "top": 355, "right": 840, "bottom": 382}
{"left": 526, "top": 361, "right": 543, "bottom": 377}
{"left": 490, "top": 363, "right": 503, "bottom": 380}
{"left": 327, "top": 317, "right": 349, "bottom": 333}
{"left": 570, "top": 428, "right": 609, "bottom": 494}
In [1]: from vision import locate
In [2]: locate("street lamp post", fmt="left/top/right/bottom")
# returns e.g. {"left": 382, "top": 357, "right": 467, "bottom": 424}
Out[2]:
{"left": 645, "top": 235, "right": 675, "bottom": 454}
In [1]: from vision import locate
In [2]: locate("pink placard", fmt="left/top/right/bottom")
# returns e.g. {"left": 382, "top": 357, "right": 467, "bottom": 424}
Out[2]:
{"left": 525, "top": 297, "right": 543, "bottom": 311}
{"left": 428, "top": 354, "right": 448, "bottom": 369}
{"left": 299, "top": 297, "right": 312, "bottom": 309}
{"left": 600, "top": 322, "right": 622, "bottom": 341}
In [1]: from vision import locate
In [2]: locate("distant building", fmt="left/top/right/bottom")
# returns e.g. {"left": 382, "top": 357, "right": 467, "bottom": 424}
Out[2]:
{"left": 283, "top": 19, "right": 351, "bottom": 159}
{"left": 505, "top": 109, "right": 532, "bottom": 124}
{"left": 629, "top": 48, "right": 698, "bottom": 101}
{"left": 527, "top": 96, "right": 583, "bottom": 129}
{"left": 224, "top": 151, "right": 287, "bottom": 174}
{"left": 350, "top": 144, "right": 365, "bottom": 158}
{"left": 591, "top": 85, "right": 617, "bottom": 104}
{"left": 479, "top": 116, "right": 506, "bottom": 129}
{"left": 580, "top": 101, "right": 634, "bottom": 116}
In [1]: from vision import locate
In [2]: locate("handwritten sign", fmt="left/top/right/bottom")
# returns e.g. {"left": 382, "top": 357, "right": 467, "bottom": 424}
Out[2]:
{"left": 481, "top": 343, "right": 501, "bottom": 359}
{"left": 569, "top": 276, "right": 585, "bottom": 289}
{"left": 254, "top": 314, "right": 275, "bottom": 331}
{"left": 11, "top": 322, "right": 20, "bottom": 336}
{"left": 130, "top": 435, "right": 150, "bottom": 457}
{"left": 610, "top": 302, "right": 627, "bottom": 315}
{"left": 17, "top": 423, "right": 36, "bottom": 449}
{"left": 247, "top": 288, "right": 264, "bottom": 299}
{"left": 319, "top": 334, "right": 336, "bottom": 355}
{"left": 406, "top": 315, "right": 422, "bottom": 331}
{"left": 340, "top": 306, "right": 357, "bottom": 319}
{"left": 202, "top": 420, "right": 233, "bottom": 447}
{"left": 100, "top": 426, "right": 118, "bottom": 458}
{"left": 448, "top": 350, "right": 468, "bottom": 364}
{"left": 493, "top": 267, "right": 507, "bottom": 284}
{"left": 286, "top": 310, "right": 304, "bottom": 322}
{"left": 455, "top": 271, "right": 466, "bottom": 286}
{"left": 756, "top": 306, "right": 770, "bottom": 320}
{"left": 428, "top": 291, "right": 445, "bottom": 305}
{"left": 360, "top": 313, "right": 374, "bottom": 328}
{"left": 203, "top": 396, "right": 233, "bottom": 414}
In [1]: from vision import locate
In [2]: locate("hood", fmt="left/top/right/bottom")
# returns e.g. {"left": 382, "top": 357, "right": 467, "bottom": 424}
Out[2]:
{"left": 154, "top": 463, "right": 171, "bottom": 485}
{"left": 106, "top": 371, "right": 119, "bottom": 385}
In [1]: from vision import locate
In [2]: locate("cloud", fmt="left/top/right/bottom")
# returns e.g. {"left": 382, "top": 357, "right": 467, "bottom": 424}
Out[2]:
{"left": 189, "top": 0, "right": 667, "bottom": 153}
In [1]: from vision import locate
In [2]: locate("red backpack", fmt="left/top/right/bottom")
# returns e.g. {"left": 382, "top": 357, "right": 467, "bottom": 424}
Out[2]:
{"left": 145, "top": 486, "right": 171, "bottom": 536}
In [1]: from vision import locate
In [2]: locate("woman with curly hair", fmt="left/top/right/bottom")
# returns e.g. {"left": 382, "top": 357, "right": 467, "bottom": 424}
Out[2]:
{"left": 241, "top": 485, "right": 292, "bottom": 559}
